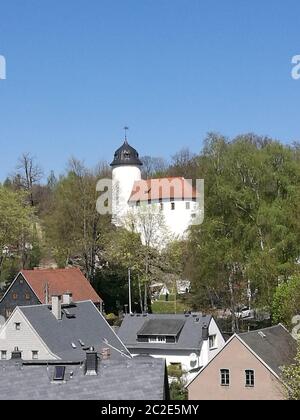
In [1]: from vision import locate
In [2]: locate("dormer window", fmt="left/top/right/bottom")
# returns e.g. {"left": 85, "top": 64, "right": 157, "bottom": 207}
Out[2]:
{"left": 148, "top": 336, "right": 167, "bottom": 343}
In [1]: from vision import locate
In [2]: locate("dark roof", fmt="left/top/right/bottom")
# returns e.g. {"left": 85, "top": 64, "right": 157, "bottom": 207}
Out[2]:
{"left": 19, "top": 301, "right": 131, "bottom": 361}
{"left": 20, "top": 268, "right": 102, "bottom": 304}
{"left": 239, "top": 324, "right": 297, "bottom": 376}
{"left": 118, "top": 313, "right": 212, "bottom": 351}
{"left": 0, "top": 357, "right": 167, "bottom": 400}
{"left": 110, "top": 140, "right": 143, "bottom": 167}
{"left": 138, "top": 319, "right": 185, "bottom": 337}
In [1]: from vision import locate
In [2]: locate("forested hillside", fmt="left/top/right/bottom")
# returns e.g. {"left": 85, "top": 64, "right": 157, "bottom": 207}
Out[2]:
{"left": 1, "top": 134, "right": 300, "bottom": 329}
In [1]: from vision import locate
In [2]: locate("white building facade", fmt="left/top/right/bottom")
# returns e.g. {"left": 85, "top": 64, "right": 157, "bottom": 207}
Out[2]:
{"left": 110, "top": 139, "right": 202, "bottom": 243}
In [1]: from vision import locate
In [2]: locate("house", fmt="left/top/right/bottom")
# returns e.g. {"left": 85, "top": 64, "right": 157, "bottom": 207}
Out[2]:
{"left": 0, "top": 297, "right": 130, "bottom": 362}
{"left": 0, "top": 268, "right": 103, "bottom": 320}
{"left": 187, "top": 324, "right": 297, "bottom": 400}
{"left": 176, "top": 280, "right": 191, "bottom": 295}
{"left": 110, "top": 137, "right": 202, "bottom": 241}
{"left": 118, "top": 313, "right": 225, "bottom": 381}
{"left": 0, "top": 351, "right": 169, "bottom": 400}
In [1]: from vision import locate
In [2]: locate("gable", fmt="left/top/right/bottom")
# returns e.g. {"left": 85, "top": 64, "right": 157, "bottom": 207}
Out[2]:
{"left": 188, "top": 336, "right": 285, "bottom": 400}
{"left": 0, "top": 307, "right": 57, "bottom": 361}
{"left": 0, "top": 273, "right": 40, "bottom": 317}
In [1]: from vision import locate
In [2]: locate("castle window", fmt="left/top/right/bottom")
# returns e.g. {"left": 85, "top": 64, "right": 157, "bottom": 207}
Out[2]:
{"left": 171, "top": 202, "right": 175, "bottom": 210}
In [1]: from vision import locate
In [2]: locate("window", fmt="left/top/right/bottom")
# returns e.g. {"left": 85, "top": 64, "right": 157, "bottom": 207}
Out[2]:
{"left": 53, "top": 366, "right": 66, "bottom": 381}
{"left": 185, "top": 202, "right": 190, "bottom": 210}
{"left": 32, "top": 351, "right": 39, "bottom": 360}
{"left": 191, "top": 213, "right": 196, "bottom": 219}
{"left": 148, "top": 336, "right": 167, "bottom": 343}
{"left": 245, "top": 370, "right": 255, "bottom": 387}
{"left": 209, "top": 334, "right": 217, "bottom": 349}
{"left": 12, "top": 293, "right": 18, "bottom": 300}
{"left": 25, "top": 293, "right": 30, "bottom": 301}
{"left": 15, "top": 322, "right": 21, "bottom": 331}
{"left": 160, "top": 202, "right": 164, "bottom": 211}
{"left": 1, "top": 350, "right": 7, "bottom": 360}
{"left": 136, "top": 200, "right": 140, "bottom": 207}
{"left": 220, "top": 369, "right": 230, "bottom": 386}
{"left": 171, "top": 202, "right": 175, "bottom": 210}
{"left": 19, "top": 278, "right": 23, "bottom": 284}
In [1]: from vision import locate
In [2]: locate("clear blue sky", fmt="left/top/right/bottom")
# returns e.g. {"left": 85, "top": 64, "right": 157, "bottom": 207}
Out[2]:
{"left": 0, "top": 0, "right": 300, "bottom": 180}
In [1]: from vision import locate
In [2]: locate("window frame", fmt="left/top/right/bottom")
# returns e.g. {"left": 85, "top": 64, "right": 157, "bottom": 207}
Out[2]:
{"left": 171, "top": 202, "right": 175, "bottom": 210}
{"left": 245, "top": 369, "right": 255, "bottom": 387}
{"left": 209, "top": 334, "right": 217, "bottom": 350}
{"left": 1, "top": 350, "right": 7, "bottom": 360}
{"left": 220, "top": 369, "right": 230, "bottom": 386}
{"left": 185, "top": 201, "right": 190, "bottom": 210}
{"left": 32, "top": 350, "right": 39, "bottom": 360}
{"left": 15, "top": 322, "right": 21, "bottom": 331}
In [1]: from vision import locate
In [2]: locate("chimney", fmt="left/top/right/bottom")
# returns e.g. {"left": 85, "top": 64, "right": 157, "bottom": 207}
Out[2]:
{"left": 85, "top": 347, "right": 98, "bottom": 376}
{"left": 11, "top": 346, "right": 22, "bottom": 359}
{"left": 51, "top": 295, "right": 62, "bottom": 320}
{"left": 202, "top": 323, "right": 209, "bottom": 340}
{"left": 100, "top": 347, "right": 111, "bottom": 361}
{"left": 62, "top": 292, "right": 72, "bottom": 305}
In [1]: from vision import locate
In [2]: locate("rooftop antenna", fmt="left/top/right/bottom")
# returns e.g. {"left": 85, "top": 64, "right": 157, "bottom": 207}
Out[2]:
{"left": 44, "top": 282, "right": 50, "bottom": 305}
{"left": 124, "top": 126, "right": 129, "bottom": 143}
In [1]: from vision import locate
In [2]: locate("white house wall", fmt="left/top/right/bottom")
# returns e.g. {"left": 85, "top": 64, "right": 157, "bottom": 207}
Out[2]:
{"left": 0, "top": 308, "right": 57, "bottom": 361}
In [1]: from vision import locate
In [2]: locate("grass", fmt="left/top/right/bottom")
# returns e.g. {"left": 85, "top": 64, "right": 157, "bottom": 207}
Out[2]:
{"left": 152, "top": 295, "right": 192, "bottom": 314}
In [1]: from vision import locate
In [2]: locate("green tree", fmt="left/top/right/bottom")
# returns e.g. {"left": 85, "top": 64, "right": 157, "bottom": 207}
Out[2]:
{"left": 44, "top": 159, "right": 111, "bottom": 281}
{"left": 282, "top": 341, "right": 300, "bottom": 400}
{"left": 0, "top": 186, "right": 35, "bottom": 278}
{"left": 186, "top": 134, "right": 300, "bottom": 331}
{"left": 272, "top": 276, "right": 300, "bottom": 328}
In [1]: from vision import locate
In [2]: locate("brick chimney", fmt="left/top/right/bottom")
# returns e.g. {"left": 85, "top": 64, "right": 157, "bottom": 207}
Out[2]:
{"left": 51, "top": 295, "right": 62, "bottom": 320}
{"left": 202, "top": 323, "right": 209, "bottom": 340}
{"left": 100, "top": 347, "right": 111, "bottom": 361}
{"left": 62, "top": 292, "right": 73, "bottom": 305}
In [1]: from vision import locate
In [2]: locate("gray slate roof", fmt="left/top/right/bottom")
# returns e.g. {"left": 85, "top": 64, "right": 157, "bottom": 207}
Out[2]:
{"left": 110, "top": 140, "right": 143, "bottom": 167}
{"left": 138, "top": 319, "right": 185, "bottom": 336}
{"left": 118, "top": 313, "right": 212, "bottom": 351}
{"left": 19, "top": 301, "right": 131, "bottom": 361}
{"left": 239, "top": 324, "right": 297, "bottom": 376}
{"left": 0, "top": 357, "right": 167, "bottom": 400}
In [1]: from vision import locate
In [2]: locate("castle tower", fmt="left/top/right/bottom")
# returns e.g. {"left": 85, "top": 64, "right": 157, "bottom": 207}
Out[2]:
{"left": 110, "top": 136, "right": 142, "bottom": 225}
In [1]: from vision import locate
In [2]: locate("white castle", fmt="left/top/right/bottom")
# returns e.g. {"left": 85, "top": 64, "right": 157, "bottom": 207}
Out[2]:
{"left": 110, "top": 136, "right": 201, "bottom": 245}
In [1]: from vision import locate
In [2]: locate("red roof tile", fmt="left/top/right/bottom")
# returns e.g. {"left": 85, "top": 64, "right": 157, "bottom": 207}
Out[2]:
{"left": 128, "top": 177, "right": 198, "bottom": 202}
{"left": 21, "top": 268, "right": 102, "bottom": 304}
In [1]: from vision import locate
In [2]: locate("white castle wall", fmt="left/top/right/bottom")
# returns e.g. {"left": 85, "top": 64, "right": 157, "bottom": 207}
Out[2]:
{"left": 112, "top": 165, "right": 141, "bottom": 225}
